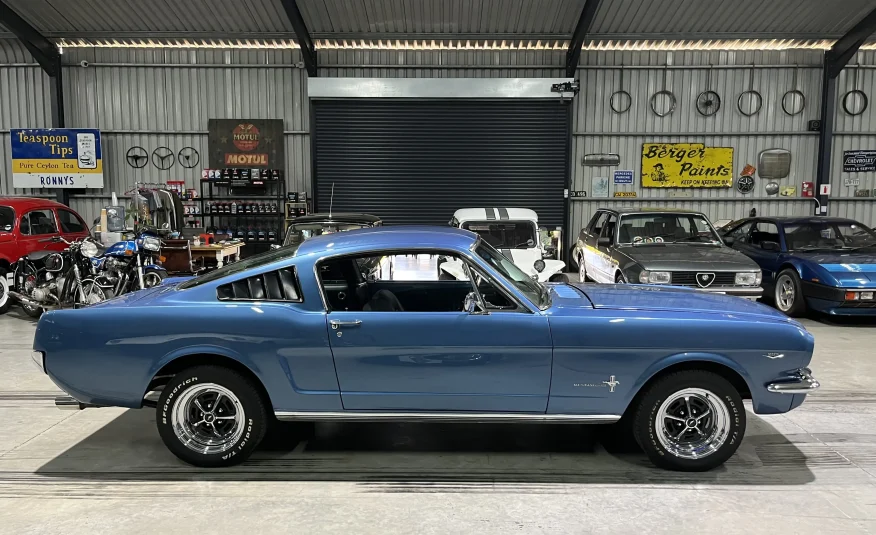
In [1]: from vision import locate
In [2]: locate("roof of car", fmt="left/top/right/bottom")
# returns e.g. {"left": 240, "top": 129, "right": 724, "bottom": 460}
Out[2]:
{"left": 287, "top": 213, "right": 382, "bottom": 225}
{"left": 296, "top": 225, "right": 478, "bottom": 256}
{"left": 733, "top": 216, "right": 863, "bottom": 225}
{"left": 604, "top": 207, "right": 705, "bottom": 216}
{"left": 453, "top": 208, "right": 538, "bottom": 222}
{"left": 0, "top": 197, "right": 70, "bottom": 210}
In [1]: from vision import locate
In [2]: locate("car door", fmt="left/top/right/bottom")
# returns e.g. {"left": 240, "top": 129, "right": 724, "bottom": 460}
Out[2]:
{"left": 17, "top": 208, "right": 61, "bottom": 258}
{"left": 583, "top": 211, "right": 608, "bottom": 282}
{"left": 322, "top": 251, "right": 553, "bottom": 413}
{"left": 596, "top": 214, "right": 618, "bottom": 283}
{"left": 743, "top": 220, "right": 783, "bottom": 285}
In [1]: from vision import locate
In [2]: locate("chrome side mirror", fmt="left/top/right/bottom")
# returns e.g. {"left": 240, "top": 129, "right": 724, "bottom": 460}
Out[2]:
{"left": 463, "top": 292, "right": 487, "bottom": 315}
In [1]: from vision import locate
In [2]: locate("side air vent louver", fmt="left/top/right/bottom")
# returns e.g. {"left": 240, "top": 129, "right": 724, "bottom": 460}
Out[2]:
{"left": 217, "top": 268, "right": 301, "bottom": 302}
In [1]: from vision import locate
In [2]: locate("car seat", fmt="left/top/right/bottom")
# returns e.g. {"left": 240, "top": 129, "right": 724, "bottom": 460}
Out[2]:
{"left": 364, "top": 289, "right": 404, "bottom": 311}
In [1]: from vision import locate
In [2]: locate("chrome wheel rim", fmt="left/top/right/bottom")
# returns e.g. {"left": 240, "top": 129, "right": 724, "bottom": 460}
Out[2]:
{"left": 143, "top": 272, "right": 163, "bottom": 288}
{"left": 171, "top": 383, "right": 245, "bottom": 455}
{"left": 82, "top": 284, "right": 107, "bottom": 305}
{"left": 579, "top": 260, "right": 586, "bottom": 282}
{"left": 776, "top": 275, "right": 794, "bottom": 311}
{"left": 656, "top": 387, "right": 730, "bottom": 460}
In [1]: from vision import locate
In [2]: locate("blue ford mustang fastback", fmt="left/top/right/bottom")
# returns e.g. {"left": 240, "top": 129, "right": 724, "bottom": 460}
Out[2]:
{"left": 32, "top": 226, "right": 819, "bottom": 471}
{"left": 722, "top": 216, "right": 876, "bottom": 316}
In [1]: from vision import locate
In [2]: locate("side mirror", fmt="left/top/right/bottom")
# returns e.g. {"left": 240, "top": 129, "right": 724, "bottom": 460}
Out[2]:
{"left": 526, "top": 238, "right": 535, "bottom": 247}
{"left": 761, "top": 240, "right": 780, "bottom": 252}
{"left": 597, "top": 236, "right": 612, "bottom": 246}
{"left": 723, "top": 236, "right": 735, "bottom": 245}
{"left": 463, "top": 292, "right": 487, "bottom": 315}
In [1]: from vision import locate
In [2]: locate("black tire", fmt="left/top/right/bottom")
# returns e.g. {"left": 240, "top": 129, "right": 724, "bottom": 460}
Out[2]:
{"left": 774, "top": 268, "right": 806, "bottom": 317}
{"left": 567, "top": 247, "right": 580, "bottom": 272}
{"left": 549, "top": 273, "right": 570, "bottom": 283}
{"left": 156, "top": 365, "right": 268, "bottom": 467}
{"left": 0, "top": 266, "right": 10, "bottom": 315}
{"left": 632, "top": 370, "right": 746, "bottom": 471}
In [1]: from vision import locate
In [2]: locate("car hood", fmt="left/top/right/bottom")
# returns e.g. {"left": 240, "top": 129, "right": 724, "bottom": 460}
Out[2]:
{"left": 618, "top": 244, "right": 758, "bottom": 271}
{"left": 795, "top": 251, "right": 876, "bottom": 287}
{"left": 560, "top": 282, "right": 793, "bottom": 322}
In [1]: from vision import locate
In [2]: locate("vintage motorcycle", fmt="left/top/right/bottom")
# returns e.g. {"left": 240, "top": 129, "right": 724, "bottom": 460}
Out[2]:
{"left": 90, "top": 228, "right": 167, "bottom": 297}
{"left": 5, "top": 236, "right": 111, "bottom": 318}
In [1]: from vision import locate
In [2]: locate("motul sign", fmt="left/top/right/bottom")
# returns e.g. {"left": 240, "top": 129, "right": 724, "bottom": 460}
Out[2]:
{"left": 208, "top": 119, "right": 284, "bottom": 170}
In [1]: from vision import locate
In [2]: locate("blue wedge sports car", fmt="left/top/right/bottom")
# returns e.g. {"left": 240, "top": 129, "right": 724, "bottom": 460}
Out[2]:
{"left": 32, "top": 226, "right": 818, "bottom": 472}
{"left": 722, "top": 216, "right": 876, "bottom": 316}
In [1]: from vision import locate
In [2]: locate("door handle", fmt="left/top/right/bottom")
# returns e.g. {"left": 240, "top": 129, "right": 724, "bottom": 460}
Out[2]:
{"left": 330, "top": 319, "right": 362, "bottom": 330}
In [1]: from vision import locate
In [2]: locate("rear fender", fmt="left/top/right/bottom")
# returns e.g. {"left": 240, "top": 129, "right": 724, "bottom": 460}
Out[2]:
{"left": 148, "top": 345, "right": 264, "bottom": 392}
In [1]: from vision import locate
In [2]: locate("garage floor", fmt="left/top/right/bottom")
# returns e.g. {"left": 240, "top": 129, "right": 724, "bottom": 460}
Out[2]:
{"left": 1, "top": 308, "right": 875, "bottom": 534}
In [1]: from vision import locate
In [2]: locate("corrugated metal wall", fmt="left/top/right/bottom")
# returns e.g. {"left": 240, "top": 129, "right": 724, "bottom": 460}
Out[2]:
{"left": 1, "top": 42, "right": 875, "bottom": 233}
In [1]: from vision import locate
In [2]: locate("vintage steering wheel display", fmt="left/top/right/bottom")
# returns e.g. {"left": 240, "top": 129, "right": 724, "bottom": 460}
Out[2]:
{"left": 696, "top": 67, "right": 721, "bottom": 117}
{"left": 177, "top": 147, "right": 200, "bottom": 169}
{"left": 125, "top": 146, "right": 148, "bottom": 169}
{"left": 152, "top": 146, "right": 175, "bottom": 170}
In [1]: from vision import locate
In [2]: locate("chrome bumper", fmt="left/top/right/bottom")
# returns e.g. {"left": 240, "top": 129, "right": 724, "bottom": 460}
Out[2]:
{"left": 767, "top": 368, "right": 820, "bottom": 394}
{"left": 55, "top": 396, "right": 100, "bottom": 410}
{"left": 31, "top": 351, "right": 45, "bottom": 373}
{"left": 697, "top": 286, "right": 763, "bottom": 300}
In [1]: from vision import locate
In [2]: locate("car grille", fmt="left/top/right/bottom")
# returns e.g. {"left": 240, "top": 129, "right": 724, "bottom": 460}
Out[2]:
{"left": 840, "top": 301, "right": 876, "bottom": 308}
{"left": 670, "top": 271, "right": 738, "bottom": 287}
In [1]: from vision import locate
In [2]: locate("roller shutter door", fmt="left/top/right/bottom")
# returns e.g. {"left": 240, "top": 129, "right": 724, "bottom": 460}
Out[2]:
{"left": 312, "top": 100, "right": 570, "bottom": 228}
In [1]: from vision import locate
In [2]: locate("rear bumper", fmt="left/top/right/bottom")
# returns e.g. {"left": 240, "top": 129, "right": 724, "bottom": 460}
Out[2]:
{"left": 767, "top": 368, "right": 820, "bottom": 394}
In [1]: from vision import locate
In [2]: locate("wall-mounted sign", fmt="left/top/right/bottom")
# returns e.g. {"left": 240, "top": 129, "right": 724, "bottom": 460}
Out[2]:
{"left": 843, "top": 150, "right": 876, "bottom": 172}
{"left": 641, "top": 143, "right": 733, "bottom": 188}
{"left": 819, "top": 184, "right": 831, "bottom": 196}
{"left": 613, "top": 170, "right": 634, "bottom": 184}
{"left": 10, "top": 128, "right": 103, "bottom": 188}
{"left": 614, "top": 191, "right": 637, "bottom": 198}
{"left": 591, "top": 176, "right": 609, "bottom": 198}
{"left": 208, "top": 119, "right": 285, "bottom": 169}
{"left": 780, "top": 186, "right": 797, "bottom": 197}
{"left": 855, "top": 189, "right": 871, "bottom": 197}
{"left": 570, "top": 190, "right": 588, "bottom": 199}
{"left": 844, "top": 177, "right": 861, "bottom": 187}
{"left": 801, "top": 181, "right": 814, "bottom": 197}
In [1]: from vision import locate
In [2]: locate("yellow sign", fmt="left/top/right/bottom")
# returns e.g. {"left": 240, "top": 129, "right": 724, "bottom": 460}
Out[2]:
{"left": 642, "top": 143, "right": 733, "bottom": 188}
{"left": 613, "top": 191, "right": 637, "bottom": 197}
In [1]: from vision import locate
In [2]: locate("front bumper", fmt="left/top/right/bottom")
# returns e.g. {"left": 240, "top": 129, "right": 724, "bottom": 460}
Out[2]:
{"left": 695, "top": 286, "right": 764, "bottom": 300}
{"left": 802, "top": 282, "right": 876, "bottom": 315}
{"left": 767, "top": 368, "right": 820, "bottom": 394}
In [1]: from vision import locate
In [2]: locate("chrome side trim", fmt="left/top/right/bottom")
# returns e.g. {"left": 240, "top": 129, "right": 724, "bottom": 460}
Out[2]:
{"left": 31, "top": 351, "right": 45, "bottom": 374}
{"left": 274, "top": 411, "right": 621, "bottom": 424}
{"left": 767, "top": 368, "right": 820, "bottom": 394}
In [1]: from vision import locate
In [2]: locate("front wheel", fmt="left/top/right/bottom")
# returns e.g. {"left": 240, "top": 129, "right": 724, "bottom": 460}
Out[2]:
{"left": 156, "top": 365, "right": 268, "bottom": 467}
{"left": 0, "top": 267, "right": 10, "bottom": 315}
{"left": 143, "top": 270, "right": 166, "bottom": 289}
{"left": 78, "top": 282, "right": 113, "bottom": 306}
{"left": 774, "top": 269, "right": 806, "bottom": 317}
{"left": 632, "top": 370, "right": 745, "bottom": 471}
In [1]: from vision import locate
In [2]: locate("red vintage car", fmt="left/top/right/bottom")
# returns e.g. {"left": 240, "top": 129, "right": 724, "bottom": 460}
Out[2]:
{"left": 0, "top": 197, "right": 90, "bottom": 313}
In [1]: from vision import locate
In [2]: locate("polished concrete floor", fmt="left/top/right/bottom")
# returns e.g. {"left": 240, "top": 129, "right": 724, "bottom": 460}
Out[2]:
{"left": 1, "top": 305, "right": 875, "bottom": 534}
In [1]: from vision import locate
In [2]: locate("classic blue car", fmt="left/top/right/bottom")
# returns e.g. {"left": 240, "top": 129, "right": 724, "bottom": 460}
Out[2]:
{"left": 32, "top": 226, "right": 818, "bottom": 472}
{"left": 722, "top": 216, "right": 876, "bottom": 316}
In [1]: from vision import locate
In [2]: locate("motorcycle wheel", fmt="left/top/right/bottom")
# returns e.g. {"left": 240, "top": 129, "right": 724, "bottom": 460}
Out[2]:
{"left": 143, "top": 271, "right": 165, "bottom": 288}
{"left": 18, "top": 265, "right": 44, "bottom": 318}
{"left": 79, "top": 282, "right": 113, "bottom": 306}
{"left": 0, "top": 266, "right": 10, "bottom": 315}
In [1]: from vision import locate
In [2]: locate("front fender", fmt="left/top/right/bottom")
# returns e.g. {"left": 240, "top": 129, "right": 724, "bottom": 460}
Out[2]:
{"left": 143, "top": 264, "right": 167, "bottom": 273}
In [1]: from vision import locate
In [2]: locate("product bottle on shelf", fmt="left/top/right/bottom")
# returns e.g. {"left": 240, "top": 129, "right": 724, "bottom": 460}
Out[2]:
{"left": 258, "top": 228, "right": 266, "bottom": 242}
{"left": 247, "top": 227, "right": 256, "bottom": 241}
{"left": 236, "top": 227, "right": 245, "bottom": 240}
{"left": 231, "top": 201, "right": 237, "bottom": 214}
{"left": 268, "top": 229, "right": 276, "bottom": 242}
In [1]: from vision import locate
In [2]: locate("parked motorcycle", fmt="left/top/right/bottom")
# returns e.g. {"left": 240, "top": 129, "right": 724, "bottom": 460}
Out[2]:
{"left": 90, "top": 228, "right": 167, "bottom": 297}
{"left": 5, "top": 236, "right": 111, "bottom": 318}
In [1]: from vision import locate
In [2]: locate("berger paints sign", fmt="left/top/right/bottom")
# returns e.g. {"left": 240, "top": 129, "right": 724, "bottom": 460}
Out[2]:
{"left": 11, "top": 128, "right": 104, "bottom": 188}
{"left": 208, "top": 119, "right": 285, "bottom": 169}
{"left": 641, "top": 143, "right": 733, "bottom": 188}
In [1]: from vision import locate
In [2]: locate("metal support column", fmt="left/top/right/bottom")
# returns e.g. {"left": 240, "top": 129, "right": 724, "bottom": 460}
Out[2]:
{"left": 279, "top": 0, "right": 317, "bottom": 77}
{"left": 565, "top": 0, "right": 602, "bottom": 77}
{"left": 0, "top": 1, "right": 68, "bottom": 204}
{"left": 815, "top": 6, "right": 876, "bottom": 214}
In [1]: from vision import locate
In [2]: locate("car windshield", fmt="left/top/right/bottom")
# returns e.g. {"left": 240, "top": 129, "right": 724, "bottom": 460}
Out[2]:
{"left": 475, "top": 240, "right": 548, "bottom": 309}
{"left": 0, "top": 206, "right": 13, "bottom": 232}
{"left": 283, "top": 222, "right": 372, "bottom": 247}
{"left": 462, "top": 221, "right": 537, "bottom": 249}
{"left": 618, "top": 213, "right": 721, "bottom": 245}
{"left": 785, "top": 221, "right": 876, "bottom": 251}
{"left": 178, "top": 244, "right": 301, "bottom": 289}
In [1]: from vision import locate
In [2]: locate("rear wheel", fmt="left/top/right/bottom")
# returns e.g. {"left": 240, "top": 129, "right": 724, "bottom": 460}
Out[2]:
{"left": 774, "top": 269, "right": 806, "bottom": 317}
{"left": 632, "top": 370, "right": 745, "bottom": 471}
{"left": 567, "top": 247, "right": 580, "bottom": 272}
{"left": 156, "top": 365, "right": 268, "bottom": 467}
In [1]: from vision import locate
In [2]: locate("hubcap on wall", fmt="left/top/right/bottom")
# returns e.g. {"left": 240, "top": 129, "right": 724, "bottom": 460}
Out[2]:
{"left": 655, "top": 387, "right": 730, "bottom": 460}
{"left": 776, "top": 275, "right": 795, "bottom": 311}
{"left": 172, "top": 383, "right": 245, "bottom": 454}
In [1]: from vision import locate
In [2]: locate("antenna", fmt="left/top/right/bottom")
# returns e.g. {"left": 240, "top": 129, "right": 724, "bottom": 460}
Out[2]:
{"left": 329, "top": 183, "right": 335, "bottom": 218}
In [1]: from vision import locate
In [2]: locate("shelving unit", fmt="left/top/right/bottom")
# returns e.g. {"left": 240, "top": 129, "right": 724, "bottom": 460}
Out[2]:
{"left": 199, "top": 174, "right": 286, "bottom": 258}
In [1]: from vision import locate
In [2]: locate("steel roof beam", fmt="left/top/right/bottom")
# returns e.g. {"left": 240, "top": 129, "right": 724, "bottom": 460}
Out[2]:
{"left": 565, "top": 0, "right": 601, "bottom": 77}
{"left": 279, "top": 0, "right": 317, "bottom": 76}
{"left": 826, "top": 6, "right": 876, "bottom": 79}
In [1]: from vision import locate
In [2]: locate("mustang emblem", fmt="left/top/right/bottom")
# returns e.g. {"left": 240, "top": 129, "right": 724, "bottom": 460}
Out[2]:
{"left": 603, "top": 375, "right": 620, "bottom": 392}
{"left": 764, "top": 353, "right": 785, "bottom": 359}
{"left": 696, "top": 272, "right": 716, "bottom": 288}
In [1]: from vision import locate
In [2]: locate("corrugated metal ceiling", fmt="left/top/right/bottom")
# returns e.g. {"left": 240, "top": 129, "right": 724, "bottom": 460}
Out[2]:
{"left": 0, "top": 0, "right": 873, "bottom": 41}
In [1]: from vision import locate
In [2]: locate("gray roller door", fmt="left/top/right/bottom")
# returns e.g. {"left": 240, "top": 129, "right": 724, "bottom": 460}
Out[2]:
{"left": 312, "top": 100, "right": 570, "bottom": 228}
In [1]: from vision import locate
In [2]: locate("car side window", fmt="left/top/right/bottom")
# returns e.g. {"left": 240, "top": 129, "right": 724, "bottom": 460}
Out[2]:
{"left": 750, "top": 222, "right": 780, "bottom": 246}
{"left": 57, "top": 209, "right": 86, "bottom": 233}
{"left": 588, "top": 211, "right": 608, "bottom": 236}
{"left": 21, "top": 209, "right": 58, "bottom": 236}
{"left": 727, "top": 221, "right": 754, "bottom": 244}
{"left": 600, "top": 214, "right": 618, "bottom": 244}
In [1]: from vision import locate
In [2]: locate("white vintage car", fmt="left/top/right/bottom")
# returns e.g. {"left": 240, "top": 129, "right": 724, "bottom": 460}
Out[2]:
{"left": 444, "top": 208, "right": 567, "bottom": 282}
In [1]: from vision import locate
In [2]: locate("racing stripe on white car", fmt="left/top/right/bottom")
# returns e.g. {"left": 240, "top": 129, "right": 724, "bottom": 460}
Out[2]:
{"left": 497, "top": 208, "right": 509, "bottom": 220}
{"left": 485, "top": 208, "right": 496, "bottom": 220}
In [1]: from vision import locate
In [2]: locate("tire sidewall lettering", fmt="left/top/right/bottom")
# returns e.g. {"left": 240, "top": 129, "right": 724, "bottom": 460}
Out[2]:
{"left": 161, "top": 376, "right": 198, "bottom": 425}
